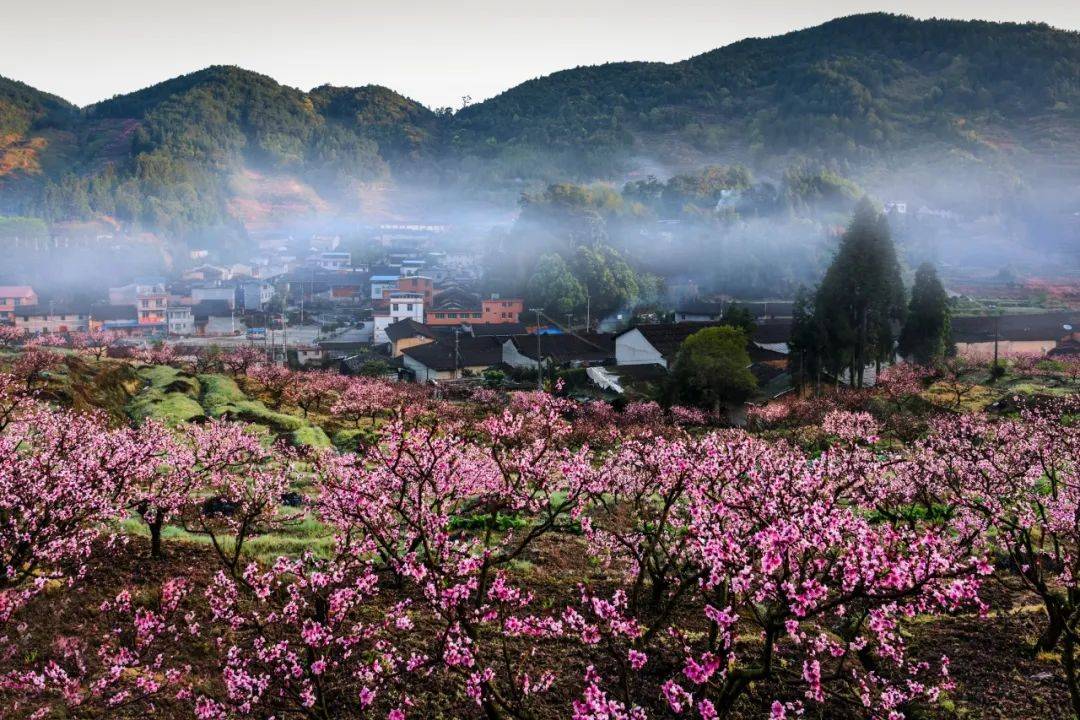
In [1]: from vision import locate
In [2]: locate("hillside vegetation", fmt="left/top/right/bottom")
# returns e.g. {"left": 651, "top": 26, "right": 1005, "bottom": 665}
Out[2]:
{"left": 1, "top": 13, "right": 1079, "bottom": 240}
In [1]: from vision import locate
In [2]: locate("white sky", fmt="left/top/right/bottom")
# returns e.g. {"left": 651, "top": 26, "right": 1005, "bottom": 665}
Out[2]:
{"left": 3, "top": 0, "right": 1079, "bottom": 109}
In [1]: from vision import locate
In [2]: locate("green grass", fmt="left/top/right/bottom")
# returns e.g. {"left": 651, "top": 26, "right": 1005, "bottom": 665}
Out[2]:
{"left": 128, "top": 388, "right": 206, "bottom": 425}
{"left": 332, "top": 427, "right": 377, "bottom": 451}
{"left": 290, "top": 425, "right": 332, "bottom": 448}
{"left": 118, "top": 512, "right": 336, "bottom": 565}
{"left": 198, "top": 373, "right": 248, "bottom": 416}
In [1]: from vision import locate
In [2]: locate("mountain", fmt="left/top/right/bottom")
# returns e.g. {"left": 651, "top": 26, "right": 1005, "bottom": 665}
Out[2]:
{"left": 452, "top": 13, "right": 1080, "bottom": 180}
{"left": 1, "top": 13, "right": 1080, "bottom": 242}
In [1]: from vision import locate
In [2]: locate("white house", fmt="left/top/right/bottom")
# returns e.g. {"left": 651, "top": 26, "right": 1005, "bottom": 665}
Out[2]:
{"left": 192, "top": 285, "right": 238, "bottom": 309}
{"left": 166, "top": 306, "right": 194, "bottom": 336}
{"left": 373, "top": 292, "right": 424, "bottom": 344}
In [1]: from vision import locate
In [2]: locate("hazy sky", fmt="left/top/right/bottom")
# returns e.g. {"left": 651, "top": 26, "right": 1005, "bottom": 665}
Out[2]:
{"left": 4, "top": 0, "right": 1079, "bottom": 109}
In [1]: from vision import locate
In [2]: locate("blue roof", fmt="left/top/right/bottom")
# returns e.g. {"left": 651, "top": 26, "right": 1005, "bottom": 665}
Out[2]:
{"left": 371, "top": 275, "right": 399, "bottom": 281}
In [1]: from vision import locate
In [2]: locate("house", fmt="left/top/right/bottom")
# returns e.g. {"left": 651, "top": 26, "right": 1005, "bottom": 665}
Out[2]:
{"left": 0, "top": 286, "right": 37, "bottom": 322}
{"left": 294, "top": 345, "right": 326, "bottom": 367}
{"left": 136, "top": 291, "right": 168, "bottom": 325}
{"left": 385, "top": 318, "right": 437, "bottom": 357}
{"left": 166, "top": 306, "right": 194, "bottom": 336}
{"left": 319, "top": 325, "right": 375, "bottom": 359}
{"left": 14, "top": 304, "right": 90, "bottom": 334}
{"left": 427, "top": 289, "right": 524, "bottom": 326}
{"left": 239, "top": 281, "right": 275, "bottom": 312}
{"left": 108, "top": 277, "right": 167, "bottom": 306}
{"left": 400, "top": 336, "right": 504, "bottom": 382}
{"left": 88, "top": 304, "right": 141, "bottom": 333}
{"left": 674, "top": 300, "right": 726, "bottom": 323}
{"left": 951, "top": 312, "right": 1080, "bottom": 356}
{"left": 183, "top": 264, "right": 232, "bottom": 282}
{"left": 192, "top": 285, "right": 238, "bottom": 309}
{"left": 191, "top": 300, "right": 237, "bottom": 336}
{"left": 370, "top": 275, "right": 400, "bottom": 300}
{"left": 434, "top": 322, "right": 528, "bottom": 338}
{"left": 615, "top": 322, "right": 791, "bottom": 368}
{"left": 481, "top": 296, "right": 524, "bottom": 324}
{"left": 396, "top": 276, "right": 434, "bottom": 306}
{"left": 1049, "top": 333, "right": 1080, "bottom": 358}
{"left": 315, "top": 252, "right": 351, "bottom": 271}
{"left": 373, "top": 292, "right": 424, "bottom": 344}
{"left": 502, "top": 333, "right": 615, "bottom": 370}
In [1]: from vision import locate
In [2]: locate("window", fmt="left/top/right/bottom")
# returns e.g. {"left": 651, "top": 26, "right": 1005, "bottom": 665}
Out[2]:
{"left": 406, "top": 304, "right": 414, "bottom": 312}
{"left": 393, "top": 304, "right": 400, "bottom": 312}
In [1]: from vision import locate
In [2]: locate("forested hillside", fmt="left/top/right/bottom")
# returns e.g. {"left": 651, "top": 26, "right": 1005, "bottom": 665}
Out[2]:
{"left": 2, "top": 13, "right": 1079, "bottom": 242}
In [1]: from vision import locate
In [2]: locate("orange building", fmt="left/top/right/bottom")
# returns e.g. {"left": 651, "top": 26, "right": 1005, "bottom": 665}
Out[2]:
{"left": 396, "top": 276, "right": 434, "bottom": 306}
{"left": 137, "top": 292, "right": 168, "bottom": 324}
{"left": 481, "top": 297, "right": 524, "bottom": 324}
{"left": 0, "top": 286, "right": 38, "bottom": 322}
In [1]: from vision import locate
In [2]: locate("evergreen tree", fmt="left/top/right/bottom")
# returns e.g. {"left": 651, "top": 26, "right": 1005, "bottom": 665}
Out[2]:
{"left": 898, "top": 262, "right": 954, "bottom": 364}
{"left": 815, "top": 198, "right": 906, "bottom": 387}
{"left": 787, "top": 287, "right": 827, "bottom": 390}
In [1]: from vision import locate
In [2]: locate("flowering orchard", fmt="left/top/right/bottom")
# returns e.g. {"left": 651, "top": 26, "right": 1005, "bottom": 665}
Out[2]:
{"left": 0, "top": 354, "right": 1077, "bottom": 718}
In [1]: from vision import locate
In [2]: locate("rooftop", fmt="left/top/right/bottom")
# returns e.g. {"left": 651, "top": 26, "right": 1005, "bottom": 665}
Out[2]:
{"left": 402, "top": 336, "right": 504, "bottom": 371}
{"left": 0, "top": 286, "right": 36, "bottom": 298}
{"left": 508, "top": 332, "right": 615, "bottom": 364}
{"left": 952, "top": 312, "right": 1079, "bottom": 343}
{"left": 385, "top": 318, "right": 436, "bottom": 343}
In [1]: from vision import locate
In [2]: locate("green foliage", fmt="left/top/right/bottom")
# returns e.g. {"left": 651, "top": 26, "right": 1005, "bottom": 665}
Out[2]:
{"left": 451, "top": 14, "right": 1080, "bottom": 179}
{"left": 0, "top": 76, "right": 76, "bottom": 137}
{"left": 526, "top": 253, "right": 587, "bottom": 318}
{"left": 898, "top": 263, "right": 954, "bottom": 364}
{"left": 670, "top": 326, "right": 757, "bottom": 408}
{"left": 814, "top": 198, "right": 906, "bottom": 386}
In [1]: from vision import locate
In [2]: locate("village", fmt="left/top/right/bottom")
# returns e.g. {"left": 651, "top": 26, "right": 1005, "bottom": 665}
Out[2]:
{"left": 2, "top": 219, "right": 1078, "bottom": 407}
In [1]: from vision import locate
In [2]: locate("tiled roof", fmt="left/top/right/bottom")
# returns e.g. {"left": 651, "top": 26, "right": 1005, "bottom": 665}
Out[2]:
{"left": 0, "top": 286, "right": 35, "bottom": 298}
{"left": 508, "top": 332, "right": 614, "bottom": 364}
{"left": 385, "top": 318, "right": 436, "bottom": 343}
{"left": 402, "top": 336, "right": 504, "bottom": 371}
{"left": 951, "top": 312, "right": 1079, "bottom": 343}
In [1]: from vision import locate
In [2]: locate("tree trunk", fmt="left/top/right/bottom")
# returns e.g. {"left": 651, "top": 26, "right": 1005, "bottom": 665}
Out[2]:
{"left": 150, "top": 510, "right": 165, "bottom": 558}
{"left": 1062, "top": 635, "right": 1080, "bottom": 720}
{"left": 1035, "top": 600, "right": 1066, "bottom": 653}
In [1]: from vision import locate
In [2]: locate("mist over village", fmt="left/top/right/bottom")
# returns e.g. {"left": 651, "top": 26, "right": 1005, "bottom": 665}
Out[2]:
{"left": 1, "top": 7, "right": 1079, "bottom": 720}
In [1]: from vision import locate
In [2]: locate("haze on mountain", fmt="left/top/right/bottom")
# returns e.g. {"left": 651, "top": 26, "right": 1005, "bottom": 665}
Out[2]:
{"left": 1, "top": 13, "right": 1079, "bottom": 258}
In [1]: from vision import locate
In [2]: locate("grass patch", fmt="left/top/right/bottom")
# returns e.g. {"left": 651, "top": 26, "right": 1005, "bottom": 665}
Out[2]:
{"left": 119, "top": 513, "right": 335, "bottom": 565}
{"left": 128, "top": 388, "right": 205, "bottom": 425}
{"left": 230, "top": 401, "right": 306, "bottom": 432}
{"left": 198, "top": 373, "right": 249, "bottom": 416}
{"left": 290, "top": 425, "right": 332, "bottom": 448}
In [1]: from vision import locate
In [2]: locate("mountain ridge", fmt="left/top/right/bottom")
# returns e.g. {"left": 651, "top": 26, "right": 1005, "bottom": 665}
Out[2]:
{"left": 2, "top": 12, "right": 1079, "bottom": 241}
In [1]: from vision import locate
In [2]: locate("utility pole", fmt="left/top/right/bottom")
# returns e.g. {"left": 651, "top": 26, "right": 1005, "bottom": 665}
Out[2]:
{"left": 992, "top": 308, "right": 1000, "bottom": 372}
{"left": 585, "top": 292, "right": 590, "bottom": 331}
{"left": 282, "top": 312, "right": 288, "bottom": 366}
{"left": 453, "top": 328, "right": 460, "bottom": 379}
{"left": 529, "top": 307, "right": 543, "bottom": 391}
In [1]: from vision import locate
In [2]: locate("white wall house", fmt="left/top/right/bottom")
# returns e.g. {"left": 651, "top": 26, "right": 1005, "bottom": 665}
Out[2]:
{"left": 614, "top": 328, "right": 667, "bottom": 367}
{"left": 192, "top": 286, "right": 238, "bottom": 309}
{"left": 501, "top": 338, "right": 540, "bottom": 370}
{"left": 166, "top": 306, "right": 194, "bottom": 336}
{"left": 373, "top": 292, "right": 424, "bottom": 344}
